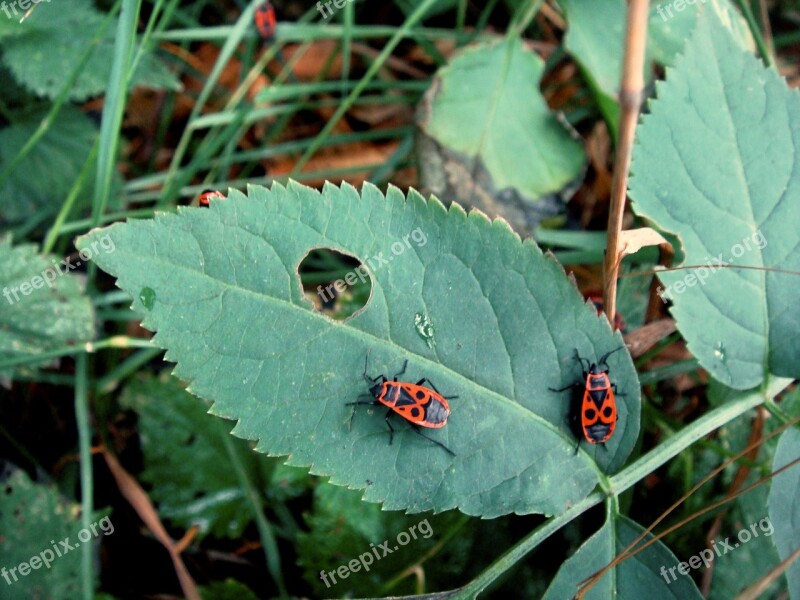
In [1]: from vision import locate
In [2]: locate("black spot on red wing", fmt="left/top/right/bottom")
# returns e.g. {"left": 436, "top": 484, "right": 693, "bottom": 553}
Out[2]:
{"left": 603, "top": 406, "right": 613, "bottom": 418}
{"left": 415, "top": 389, "right": 427, "bottom": 400}
{"left": 584, "top": 408, "right": 596, "bottom": 420}
{"left": 410, "top": 407, "right": 420, "bottom": 418}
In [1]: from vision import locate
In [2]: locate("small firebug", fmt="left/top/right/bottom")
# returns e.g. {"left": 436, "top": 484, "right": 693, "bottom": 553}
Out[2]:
{"left": 197, "top": 189, "right": 225, "bottom": 208}
{"left": 347, "top": 354, "right": 456, "bottom": 456}
{"left": 254, "top": 1, "right": 277, "bottom": 41}
{"left": 549, "top": 347, "right": 624, "bottom": 452}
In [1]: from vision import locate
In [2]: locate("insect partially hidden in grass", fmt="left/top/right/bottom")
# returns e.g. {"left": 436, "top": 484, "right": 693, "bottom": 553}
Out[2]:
{"left": 197, "top": 189, "right": 225, "bottom": 208}
{"left": 347, "top": 354, "right": 456, "bottom": 456}
{"left": 254, "top": 1, "right": 277, "bottom": 41}
{"left": 549, "top": 347, "right": 625, "bottom": 453}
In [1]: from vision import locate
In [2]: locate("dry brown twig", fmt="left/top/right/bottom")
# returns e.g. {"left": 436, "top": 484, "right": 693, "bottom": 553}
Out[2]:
{"left": 603, "top": 0, "right": 649, "bottom": 327}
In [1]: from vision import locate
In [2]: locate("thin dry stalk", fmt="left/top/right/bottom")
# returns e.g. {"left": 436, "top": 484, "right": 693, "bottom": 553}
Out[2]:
{"left": 603, "top": 0, "right": 649, "bottom": 327}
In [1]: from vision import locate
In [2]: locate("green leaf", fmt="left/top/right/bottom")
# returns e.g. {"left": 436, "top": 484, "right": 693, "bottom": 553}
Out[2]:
{"left": 419, "top": 37, "right": 586, "bottom": 201}
{"left": 558, "top": 0, "right": 749, "bottom": 136}
{"left": 0, "top": 0, "right": 180, "bottom": 102}
{"left": 0, "top": 235, "right": 95, "bottom": 380}
{"left": 542, "top": 515, "right": 703, "bottom": 599}
{"left": 199, "top": 579, "right": 260, "bottom": 600}
{"left": 297, "top": 484, "right": 402, "bottom": 595}
{"left": 768, "top": 426, "right": 800, "bottom": 598}
{"left": 77, "top": 181, "right": 640, "bottom": 517}
{"left": 120, "top": 374, "right": 286, "bottom": 540}
{"left": 0, "top": 106, "right": 98, "bottom": 223}
{"left": 0, "top": 465, "right": 98, "bottom": 598}
{"left": 297, "top": 483, "right": 468, "bottom": 596}
{"left": 628, "top": 5, "right": 800, "bottom": 389}
{"left": 709, "top": 473, "right": 785, "bottom": 599}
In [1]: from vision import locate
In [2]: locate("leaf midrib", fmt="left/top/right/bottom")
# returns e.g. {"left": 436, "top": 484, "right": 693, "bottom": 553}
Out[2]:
{"left": 111, "top": 243, "right": 602, "bottom": 467}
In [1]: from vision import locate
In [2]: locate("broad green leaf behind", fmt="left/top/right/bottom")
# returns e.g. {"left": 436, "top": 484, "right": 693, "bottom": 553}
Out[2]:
{"left": 629, "top": 5, "right": 800, "bottom": 388}
{"left": 419, "top": 37, "right": 586, "bottom": 201}
{"left": 0, "top": 235, "right": 95, "bottom": 380}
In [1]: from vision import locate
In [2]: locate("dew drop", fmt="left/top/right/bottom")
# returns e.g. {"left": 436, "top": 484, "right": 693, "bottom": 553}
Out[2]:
{"left": 139, "top": 287, "right": 156, "bottom": 310}
{"left": 713, "top": 341, "right": 726, "bottom": 362}
{"left": 414, "top": 312, "right": 436, "bottom": 349}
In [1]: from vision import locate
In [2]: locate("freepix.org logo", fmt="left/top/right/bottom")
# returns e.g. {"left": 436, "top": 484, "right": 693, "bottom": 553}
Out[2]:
{"left": 1, "top": 516, "right": 114, "bottom": 586}
{"left": 1, "top": 0, "right": 51, "bottom": 20}
{"left": 3, "top": 234, "right": 116, "bottom": 306}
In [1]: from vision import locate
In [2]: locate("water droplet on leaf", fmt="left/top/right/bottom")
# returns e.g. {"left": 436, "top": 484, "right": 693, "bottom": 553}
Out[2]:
{"left": 414, "top": 312, "right": 436, "bottom": 349}
{"left": 713, "top": 341, "right": 726, "bottom": 362}
{"left": 140, "top": 287, "right": 156, "bottom": 310}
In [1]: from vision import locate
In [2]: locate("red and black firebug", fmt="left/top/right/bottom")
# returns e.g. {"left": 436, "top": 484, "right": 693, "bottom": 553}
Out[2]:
{"left": 347, "top": 354, "right": 456, "bottom": 456}
{"left": 550, "top": 347, "right": 624, "bottom": 452}
{"left": 254, "top": 1, "right": 277, "bottom": 41}
{"left": 197, "top": 189, "right": 225, "bottom": 208}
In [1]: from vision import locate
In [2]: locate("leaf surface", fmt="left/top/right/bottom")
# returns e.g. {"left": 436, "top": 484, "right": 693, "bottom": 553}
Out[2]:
{"left": 629, "top": 5, "right": 800, "bottom": 388}
{"left": 78, "top": 182, "right": 640, "bottom": 517}
{"left": 558, "top": 0, "right": 749, "bottom": 135}
{"left": 0, "top": 106, "right": 100, "bottom": 223}
{"left": 120, "top": 374, "right": 293, "bottom": 540}
{"left": 542, "top": 515, "right": 703, "bottom": 599}
{"left": 420, "top": 38, "right": 586, "bottom": 201}
{"left": 0, "top": 235, "right": 95, "bottom": 379}
{"left": 0, "top": 465, "right": 98, "bottom": 598}
{"left": 768, "top": 426, "right": 800, "bottom": 598}
{"left": 0, "top": 0, "right": 180, "bottom": 102}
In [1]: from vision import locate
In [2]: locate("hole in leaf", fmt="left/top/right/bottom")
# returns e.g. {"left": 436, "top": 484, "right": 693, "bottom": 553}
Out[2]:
{"left": 298, "top": 248, "right": 372, "bottom": 321}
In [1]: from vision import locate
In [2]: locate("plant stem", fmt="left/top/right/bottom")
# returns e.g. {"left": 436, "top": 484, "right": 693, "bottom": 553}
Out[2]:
{"left": 603, "top": 0, "right": 649, "bottom": 327}
{"left": 75, "top": 353, "right": 94, "bottom": 599}
{"left": 217, "top": 421, "right": 287, "bottom": 596}
{"left": 450, "top": 377, "right": 791, "bottom": 597}
{"left": 737, "top": 0, "right": 773, "bottom": 67}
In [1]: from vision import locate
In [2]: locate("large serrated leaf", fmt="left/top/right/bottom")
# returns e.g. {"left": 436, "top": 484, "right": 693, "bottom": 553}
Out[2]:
{"left": 558, "top": 0, "right": 749, "bottom": 135}
{"left": 629, "top": 5, "right": 800, "bottom": 389}
{"left": 77, "top": 181, "right": 640, "bottom": 517}
{"left": 542, "top": 515, "right": 703, "bottom": 599}
{"left": 0, "top": 235, "right": 95, "bottom": 379}
{"left": 768, "top": 427, "right": 800, "bottom": 598}
{"left": 419, "top": 37, "right": 586, "bottom": 201}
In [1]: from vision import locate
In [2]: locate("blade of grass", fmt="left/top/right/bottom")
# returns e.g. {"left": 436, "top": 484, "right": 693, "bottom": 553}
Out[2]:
{"left": 42, "top": 139, "right": 100, "bottom": 254}
{"left": 162, "top": 0, "right": 263, "bottom": 205}
{"left": 74, "top": 352, "right": 93, "bottom": 600}
{"left": 216, "top": 420, "right": 287, "bottom": 596}
{"left": 91, "top": 0, "right": 143, "bottom": 249}
{"left": 289, "top": 0, "right": 441, "bottom": 176}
